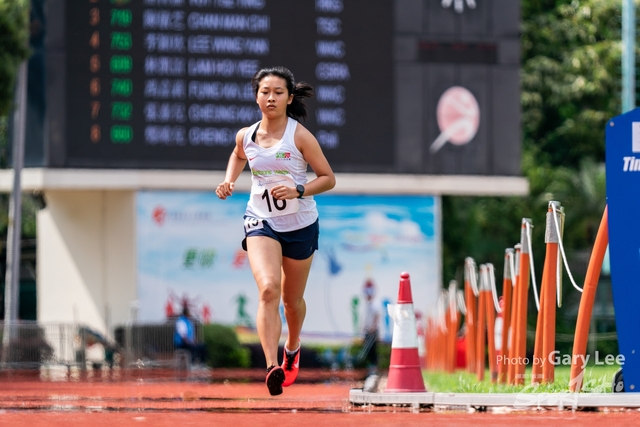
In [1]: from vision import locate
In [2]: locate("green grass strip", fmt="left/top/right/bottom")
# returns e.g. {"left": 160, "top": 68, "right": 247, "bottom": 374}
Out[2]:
{"left": 423, "top": 365, "right": 620, "bottom": 393}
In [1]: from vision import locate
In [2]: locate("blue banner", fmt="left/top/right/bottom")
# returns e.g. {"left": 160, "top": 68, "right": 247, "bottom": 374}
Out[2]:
{"left": 605, "top": 109, "right": 640, "bottom": 392}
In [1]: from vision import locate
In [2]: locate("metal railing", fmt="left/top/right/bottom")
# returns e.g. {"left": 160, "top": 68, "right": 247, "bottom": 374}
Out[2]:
{"left": 0, "top": 321, "right": 116, "bottom": 369}
{"left": 0, "top": 320, "right": 203, "bottom": 370}
{"left": 115, "top": 320, "right": 203, "bottom": 368}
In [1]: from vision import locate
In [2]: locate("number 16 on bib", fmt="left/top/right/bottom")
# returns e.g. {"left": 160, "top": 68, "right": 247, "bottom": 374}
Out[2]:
{"left": 250, "top": 176, "right": 300, "bottom": 218}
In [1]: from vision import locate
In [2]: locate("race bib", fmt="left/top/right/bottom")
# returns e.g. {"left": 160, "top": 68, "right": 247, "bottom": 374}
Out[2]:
{"left": 250, "top": 175, "right": 299, "bottom": 218}
{"left": 244, "top": 217, "right": 264, "bottom": 233}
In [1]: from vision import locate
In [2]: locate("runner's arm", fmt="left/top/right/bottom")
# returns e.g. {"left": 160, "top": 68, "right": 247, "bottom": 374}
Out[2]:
{"left": 295, "top": 125, "right": 336, "bottom": 197}
{"left": 216, "top": 129, "right": 248, "bottom": 200}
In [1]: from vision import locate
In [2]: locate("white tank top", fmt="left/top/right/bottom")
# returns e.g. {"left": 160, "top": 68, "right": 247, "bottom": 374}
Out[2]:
{"left": 243, "top": 117, "right": 318, "bottom": 232}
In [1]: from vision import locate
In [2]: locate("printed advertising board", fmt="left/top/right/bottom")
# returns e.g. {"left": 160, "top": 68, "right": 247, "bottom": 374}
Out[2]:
{"left": 136, "top": 191, "right": 439, "bottom": 339}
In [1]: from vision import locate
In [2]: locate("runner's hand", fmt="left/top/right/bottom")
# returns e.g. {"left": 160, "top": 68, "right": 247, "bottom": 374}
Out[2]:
{"left": 216, "top": 182, "right": 235, "bottom": 200}
{"left": 270, "top": 185, "right": 296, "bottom": 200}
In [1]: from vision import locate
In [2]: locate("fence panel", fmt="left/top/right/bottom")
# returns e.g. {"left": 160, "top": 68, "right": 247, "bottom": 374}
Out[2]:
{"left": 115, "top": 321, "right": 203, "bottom": 368}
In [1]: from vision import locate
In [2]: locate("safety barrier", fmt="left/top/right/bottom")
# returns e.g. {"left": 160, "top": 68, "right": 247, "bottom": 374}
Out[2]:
{"left": 426, "top": 200, "right": 609, "bottom": 391}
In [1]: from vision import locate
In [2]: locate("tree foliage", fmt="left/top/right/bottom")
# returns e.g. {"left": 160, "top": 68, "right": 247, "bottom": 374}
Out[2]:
{"left": 0, "top": 0, "right": 29, "bottom": 118}
{"left": 521, "top": 0, "right": 621, "bottom": 168}
{"left": 202, "top": 324, "right": 251, "bottom": 368}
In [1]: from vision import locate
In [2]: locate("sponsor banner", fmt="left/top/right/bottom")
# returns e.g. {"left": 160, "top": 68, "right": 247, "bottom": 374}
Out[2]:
{"left": 136, "top": 192, "right": 440, "bottom": 339}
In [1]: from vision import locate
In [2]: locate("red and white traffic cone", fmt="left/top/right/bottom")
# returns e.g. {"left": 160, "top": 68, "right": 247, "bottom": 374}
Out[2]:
{"left": 385, "top": 272, "right": 427, "bottom": 393}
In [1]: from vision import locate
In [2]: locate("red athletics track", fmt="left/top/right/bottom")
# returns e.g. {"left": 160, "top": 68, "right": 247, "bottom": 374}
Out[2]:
{"left": 2, "top": 371, "right": 640, "bottom": 426}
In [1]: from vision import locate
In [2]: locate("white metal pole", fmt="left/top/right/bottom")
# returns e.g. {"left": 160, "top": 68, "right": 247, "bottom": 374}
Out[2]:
{"left": 622, "top": 0, "right": 636, "bottom": 113}
{"left": 2, "top": 59, "right": 27, "bottom": 346}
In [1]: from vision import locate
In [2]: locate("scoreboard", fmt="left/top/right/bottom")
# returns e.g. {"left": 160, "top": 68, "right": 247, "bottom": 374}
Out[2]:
{"left": 53, "top": 0, "right": 393, "bottom": 170}
{"left": 35, "top": 0, "right": 522, "bottom": 177}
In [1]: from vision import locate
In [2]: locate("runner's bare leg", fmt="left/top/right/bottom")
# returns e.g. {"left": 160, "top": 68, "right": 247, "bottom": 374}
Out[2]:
{"left": 281, "top": 255, "right": 313, "bottom": 350}
{"left": 247, "top": 236, "right": 283, "bottom": 367}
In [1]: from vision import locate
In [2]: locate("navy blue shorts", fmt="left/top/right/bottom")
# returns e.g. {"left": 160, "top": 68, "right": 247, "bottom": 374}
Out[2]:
{"left": 242, "top": 217, "right": 319, "bottom": 260}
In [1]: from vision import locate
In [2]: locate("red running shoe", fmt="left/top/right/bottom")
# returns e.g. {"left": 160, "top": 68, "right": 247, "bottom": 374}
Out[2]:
{"left": 281, "top": 343, "right": 300, "bottom": 387}
{"left": 265, "top": 365, "right": 285, "bottom": 396}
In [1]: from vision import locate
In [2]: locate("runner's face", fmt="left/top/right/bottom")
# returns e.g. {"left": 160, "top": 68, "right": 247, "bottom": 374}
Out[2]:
{"left": 256, "top": 75, "right": 293, "bottom": 117}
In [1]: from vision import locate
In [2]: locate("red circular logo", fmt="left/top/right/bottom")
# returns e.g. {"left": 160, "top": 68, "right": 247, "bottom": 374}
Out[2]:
{"left": 430, "top": 86, "right": 480, "bottom": 153}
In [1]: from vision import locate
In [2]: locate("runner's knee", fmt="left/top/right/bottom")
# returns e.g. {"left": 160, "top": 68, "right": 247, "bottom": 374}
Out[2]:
{"left": 258, "top": 283, "right": 281, "bottom": 305}
{"left": 282, "top": 295, "right": 305, "bottom": 312}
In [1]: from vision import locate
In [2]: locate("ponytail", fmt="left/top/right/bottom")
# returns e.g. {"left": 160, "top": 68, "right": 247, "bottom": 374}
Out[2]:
{"left": 288, "top": 82, "right": 313, "bottom": 121}
{"left": 251, "top": 66, "right": 314, "bottom": 121}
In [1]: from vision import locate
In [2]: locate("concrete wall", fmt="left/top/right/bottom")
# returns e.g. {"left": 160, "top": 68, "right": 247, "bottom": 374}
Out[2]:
{"left": 36, "top": 190, "right": 136, "bottom": 337}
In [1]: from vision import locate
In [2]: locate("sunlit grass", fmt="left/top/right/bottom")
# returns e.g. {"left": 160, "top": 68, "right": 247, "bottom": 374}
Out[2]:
{"left": 423, "top": 364, "right": 620, "bottom": 393}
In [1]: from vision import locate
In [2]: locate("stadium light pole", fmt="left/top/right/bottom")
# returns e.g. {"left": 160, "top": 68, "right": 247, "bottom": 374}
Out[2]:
{"left": 622, "top": 0, "right": 636, "bottom": 113}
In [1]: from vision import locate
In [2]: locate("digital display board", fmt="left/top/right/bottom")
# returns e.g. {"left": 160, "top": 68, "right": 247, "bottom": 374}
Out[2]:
{"left": 59, "top": 0, "right": 393, "bottom": 170}
{"left": 35, "top": 0, "right": 521, "bottom": 177}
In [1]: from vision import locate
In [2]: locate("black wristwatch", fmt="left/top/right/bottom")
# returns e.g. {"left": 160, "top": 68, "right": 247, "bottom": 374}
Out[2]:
{"left": 296, "top": 184, "right": 305, "bottom": 199}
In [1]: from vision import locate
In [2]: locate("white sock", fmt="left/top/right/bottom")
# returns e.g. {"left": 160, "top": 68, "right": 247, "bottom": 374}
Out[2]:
{"left": 285, "top": 344, "right": 300, "bottom": 355}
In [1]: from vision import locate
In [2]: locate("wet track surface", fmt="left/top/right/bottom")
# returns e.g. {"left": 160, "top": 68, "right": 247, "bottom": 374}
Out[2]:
{"left": 3, "top": 369, "right": 640, "bottom": 426}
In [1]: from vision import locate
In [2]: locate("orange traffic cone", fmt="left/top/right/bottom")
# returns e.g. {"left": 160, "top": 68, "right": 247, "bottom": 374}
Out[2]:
{"left": 385, "top": 272, "right": 427, "bottom": 393}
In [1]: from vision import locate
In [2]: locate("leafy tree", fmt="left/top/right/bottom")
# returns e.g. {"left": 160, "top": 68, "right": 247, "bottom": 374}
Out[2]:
{"left": 539, "top": 158, "right": 606, "bottom": 249}
{"left": 0, "top": 0, "right": 29, "bottom": 118}
{"left": 0, "top": 1, "right": 35, "bottom": 241}
{"left": 442, "top": 151, "right": 555, "bottom": 285}
{"left": 521, "top": 0, "right": 621, "bottom": 168}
